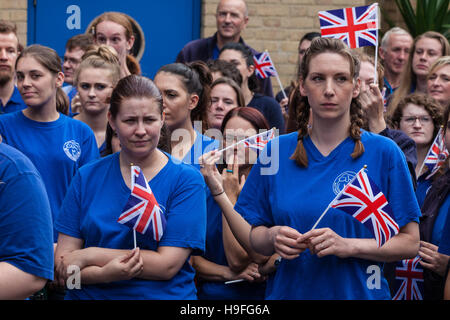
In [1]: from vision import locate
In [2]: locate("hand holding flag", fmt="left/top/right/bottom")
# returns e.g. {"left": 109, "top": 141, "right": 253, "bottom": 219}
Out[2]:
{"left": 311, "top": 166, "right": 399, "bottom": 248}
{"left": 118, "top": 165, "right": 166, "bottom": 246}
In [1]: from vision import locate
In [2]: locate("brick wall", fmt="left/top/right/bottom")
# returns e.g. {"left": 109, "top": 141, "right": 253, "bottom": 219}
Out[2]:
{"left": 0, "top": 0, "right": 28, "bottom": 46}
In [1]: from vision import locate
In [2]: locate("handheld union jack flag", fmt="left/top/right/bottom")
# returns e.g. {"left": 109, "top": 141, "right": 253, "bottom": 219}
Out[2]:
{"left": 118, "top": 166, "right": 166, "bottom": 242}
{"left": 243, "top": 128, "right": 275, "bottom": 151}
{"left": 253, "top": 51, "right": 278, "bottom": 79}
{"left": 392, "top": 256, "right": 424, "bottom": 300}
{"left": 319, "top": 3, "right": 379, "bottom": 49}
{"left": 423, "top": 127, "right": 449, "bottom": 180}
{"left": 330, "top": 167, "right": 399, "bottom": 247}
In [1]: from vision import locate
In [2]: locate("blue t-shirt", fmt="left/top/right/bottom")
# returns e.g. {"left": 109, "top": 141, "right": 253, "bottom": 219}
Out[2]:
{"left": 438, "top": 198, "right": 450, "bottom": 255}
{"left": 415, "top": 175, "right": 432, "bottom": 208}
{"left": 235, "top": 131, "right": 421, "bottom": 300}
{"left": 55, "top": 151, "right": 207, "bottom": 299}
{"left": 0, "top": 111, "right": 99, "bottom": 241}
{"left": 432, "top": 195, "right": 450, "bottom": 246}
{"left": 179, "top": 131, "right": 219, "bottom": 170}
{"left": 0, "top": 142, "right": 54, "bottom": 281}
{"left": 0, "top": 86, "right": 27, "bottom": 114}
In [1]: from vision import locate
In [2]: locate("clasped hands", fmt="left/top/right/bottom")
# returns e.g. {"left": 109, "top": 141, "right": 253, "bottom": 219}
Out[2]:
{"left": 269, "top": 226, "right": 354, "bottom": 260}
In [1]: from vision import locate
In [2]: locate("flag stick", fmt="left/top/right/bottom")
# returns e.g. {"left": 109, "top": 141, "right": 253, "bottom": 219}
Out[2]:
{"left": 275, "top": 74, "right": 288, "bottom": 100}
{"left": 373, "top": 3, "right": 380, "bottom": 85}
{"left": 225, "top": 279, "right": 245, "bottom": 285}
{"left": 263, "top": 49, "right": 287, "bottom": 100}
{"left": 310, "top": 165, "right": 367, "bottom": 230}
{"left": 374, "top": 37, "right": 379, "bottom": 86}
{"left": 130, "top": 162, "right": 137, "bottom": 249}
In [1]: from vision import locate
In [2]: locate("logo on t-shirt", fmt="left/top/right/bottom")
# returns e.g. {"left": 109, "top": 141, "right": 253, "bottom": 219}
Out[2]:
{"left": 63, "top": 140, "right": 81, "bottom": 162}
{"left": 332, "top": 171, "right": 356, "bottom": 195}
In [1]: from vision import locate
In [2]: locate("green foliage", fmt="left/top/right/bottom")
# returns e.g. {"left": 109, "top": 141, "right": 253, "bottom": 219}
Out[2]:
{"left": 393, "top": 0, "right": 450, "bottom": 39}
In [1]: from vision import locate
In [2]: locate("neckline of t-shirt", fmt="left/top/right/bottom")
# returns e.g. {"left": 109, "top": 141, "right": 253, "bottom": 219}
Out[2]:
{"left": 18, "top": 110, "right": 65, "bottom": 128}
{"left": 304, "top": 134, "right": 353, "bottom": 163}
{"left": 115, "top": 151, "right": 172, "bottom": 193}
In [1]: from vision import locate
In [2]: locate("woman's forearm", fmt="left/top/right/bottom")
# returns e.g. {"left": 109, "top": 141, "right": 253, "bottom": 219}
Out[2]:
{"left": 191, "top": 256, "right": 233, "bottom": 282}
{"left": 214, "top": 192, "right": 270, "bottom": 263}
{"left": 349, "top": 222, "right": 420, "bottom": 262}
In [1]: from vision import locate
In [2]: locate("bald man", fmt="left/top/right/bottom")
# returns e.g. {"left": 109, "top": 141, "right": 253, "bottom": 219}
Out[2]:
{"left": 176, "top": 0, "right": 273, "bottom": 97}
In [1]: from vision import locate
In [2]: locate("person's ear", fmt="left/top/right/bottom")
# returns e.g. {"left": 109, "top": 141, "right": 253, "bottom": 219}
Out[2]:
{"left": 299, "top": 78, "right": 307, "bottom": 96}
{"left": 188, "top": 94, "right": 200, "bottom": 111}
{"left": 107, "top": 111, "right": 116, "bottom": 131}
{"left": 353, "top": 78, "right": 361, "bottom": 98}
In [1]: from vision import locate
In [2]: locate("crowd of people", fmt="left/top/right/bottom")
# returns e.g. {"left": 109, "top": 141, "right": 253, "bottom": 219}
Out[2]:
{"left": 0, "top": 0, "right": 450, "bottom": 300}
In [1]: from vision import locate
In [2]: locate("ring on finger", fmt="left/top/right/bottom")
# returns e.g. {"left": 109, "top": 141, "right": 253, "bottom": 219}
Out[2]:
{"left": 226, "top": 169, "right": 233, "bottom": 173}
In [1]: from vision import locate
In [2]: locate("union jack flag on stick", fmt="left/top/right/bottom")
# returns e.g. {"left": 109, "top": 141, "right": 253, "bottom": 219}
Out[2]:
{"left": 118, "top": 165, "right": 166, "bottom": 245}
{"left": 392, "top": 256, "right": 424, "bottom": 300}
{"left": 311, "top": 166, "right": 400, "bottom": 248}
{"left": 253, "top": 51, "right": 288, "bottom": 100}
{"left": 319, "top": 3, "right": 380, "bottom": 84}
{"left": 418, "top": 127, "right": 449, "bottom": 180}
{"left": 218, "top": 128, "right": 276, "bottom": 154}
{"left": 319, "top": 3, "right": 379, "bottom": 49}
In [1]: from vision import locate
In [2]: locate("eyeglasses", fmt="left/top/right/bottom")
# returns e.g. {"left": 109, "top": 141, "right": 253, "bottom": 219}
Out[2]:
{"left": 401, "top": 115, "right": 432, "bottom": 125}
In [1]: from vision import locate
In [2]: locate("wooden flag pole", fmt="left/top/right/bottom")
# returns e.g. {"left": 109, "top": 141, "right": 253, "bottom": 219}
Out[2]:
{"left": 373, "top": 3, "right": 380, "bottom": 86}
{"left": 264, "top": 50, "right": 288, "bottom": 100}
{"left": 130, "top": 163, "right": 137, "bottom": 249}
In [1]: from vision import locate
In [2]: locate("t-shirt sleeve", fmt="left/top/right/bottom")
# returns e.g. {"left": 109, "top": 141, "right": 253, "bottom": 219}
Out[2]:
{"left": 79, "top": 128, "right": 100, "bottom": 168}
{"left": 55, "top": 171, "right": 83, "bottom": 239}
{"left": 159, "top": 167, "right": 207, "bottom": 255}
{"left": 0, "top": 172, "right": 54, "bottom": 280}
{"left": 234, "top": 142, "right": 274, "bottom": 227}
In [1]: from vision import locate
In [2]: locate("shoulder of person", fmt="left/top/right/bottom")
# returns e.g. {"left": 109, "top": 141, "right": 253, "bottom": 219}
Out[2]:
{"left": 166, "top": 153, "right": 205, "bottom": 183}
{"left": 0, "top": 142, "right": 41, "bottom": 180}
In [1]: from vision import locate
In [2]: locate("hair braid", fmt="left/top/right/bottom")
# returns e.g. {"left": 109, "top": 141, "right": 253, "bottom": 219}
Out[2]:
{"left": 349, "top": 98, "right": 365, "bottom": 159}
{"left": 289, "top": 96, "right": 310, "bottom": 167}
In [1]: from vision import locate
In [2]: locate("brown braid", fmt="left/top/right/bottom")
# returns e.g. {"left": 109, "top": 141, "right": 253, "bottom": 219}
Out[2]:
{"left": 349, "top": 98, "right": 365, "bottom": 159}
{"left": 289, "top": 95, "right": 311, "bottom": 167}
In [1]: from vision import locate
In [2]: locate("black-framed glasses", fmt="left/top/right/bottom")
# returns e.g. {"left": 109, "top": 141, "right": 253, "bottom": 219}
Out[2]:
{"left": 401, "top": 115, "right": 432, "bottom": 125}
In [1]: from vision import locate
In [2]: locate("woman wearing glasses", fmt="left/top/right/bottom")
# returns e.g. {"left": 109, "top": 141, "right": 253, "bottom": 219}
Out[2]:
{"left": 389, "top": 93, "right": 444, "bottom": 207}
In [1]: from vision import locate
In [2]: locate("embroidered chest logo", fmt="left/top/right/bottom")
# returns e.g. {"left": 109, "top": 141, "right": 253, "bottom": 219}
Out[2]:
{"left": 332, "top": 171, "right": 357, "bottom": 195}
{"left": 63, "top": 140, "right": 81, "bottom": 162}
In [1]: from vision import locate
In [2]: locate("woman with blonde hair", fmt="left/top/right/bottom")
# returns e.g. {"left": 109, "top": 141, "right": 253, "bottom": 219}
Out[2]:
{"left": 73, "top": 45, "right": 121, "bottom": 152}
{"left": 427, "top": 55, "right": 450, "bottom": 110}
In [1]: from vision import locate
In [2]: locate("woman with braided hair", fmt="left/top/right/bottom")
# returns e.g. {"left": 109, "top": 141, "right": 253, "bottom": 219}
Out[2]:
{"left": 200, "top": 37, "right": 421, "bottom": 299}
